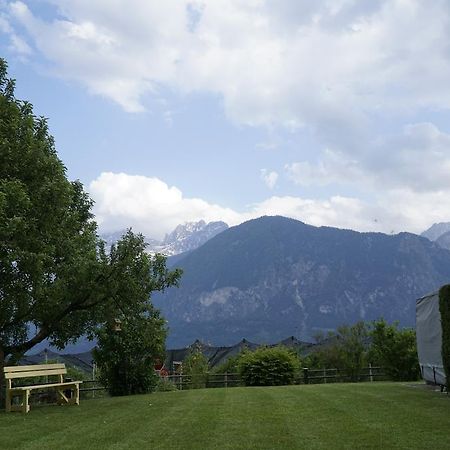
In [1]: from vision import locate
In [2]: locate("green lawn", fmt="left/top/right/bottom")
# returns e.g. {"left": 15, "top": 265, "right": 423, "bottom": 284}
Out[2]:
{"left": 1, "top": 383, "right": 449, "bottom": 449}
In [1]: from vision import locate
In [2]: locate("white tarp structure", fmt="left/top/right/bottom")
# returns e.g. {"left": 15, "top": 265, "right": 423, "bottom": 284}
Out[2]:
{"left": 416, "top": 291, "right": 446, "bottom": 386}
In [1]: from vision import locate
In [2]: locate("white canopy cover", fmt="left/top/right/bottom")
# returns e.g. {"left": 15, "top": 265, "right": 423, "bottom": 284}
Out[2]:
{"left": 416, "top": 292, "right": 446, "bottom": 386}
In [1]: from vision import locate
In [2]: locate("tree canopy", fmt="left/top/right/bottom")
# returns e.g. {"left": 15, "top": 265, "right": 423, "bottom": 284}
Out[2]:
{"left": 305, "top": 319, "right": 419, "bottom": 382}
{"left": 182, "top": 346, "right": 209, "bottom": 389}
{"left": 93, "top": 302, "right": 167, "bottom": 396}
{"left": 369, "top": 319, "right": 420, "bottom": 381}
{"left": 0, "top": 58, "right": 182, "bottom": 367}
{"left": 306, "top": 322, "right": 369, "bottom": 381}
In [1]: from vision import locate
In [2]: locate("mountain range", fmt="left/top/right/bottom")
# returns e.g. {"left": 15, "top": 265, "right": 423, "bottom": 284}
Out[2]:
{"left": 155, "top": 216, "right": 450, "bottom": 348}
{"left": 101, "top": 220, "right": 228, "bottom": 256}
{"left": 32, "top": 216, "right": 450, "bottom": 354}
{"left": 421, "top": 222, "right": 450, "bottom": 250}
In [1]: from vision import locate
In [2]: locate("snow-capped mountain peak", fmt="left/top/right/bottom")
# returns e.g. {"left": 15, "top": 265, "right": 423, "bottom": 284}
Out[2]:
{"left": 101, "top": 220, "right": 228, "bottom": 257}
{"left": 158, "top": 220, "right": 228, "bottom": 255}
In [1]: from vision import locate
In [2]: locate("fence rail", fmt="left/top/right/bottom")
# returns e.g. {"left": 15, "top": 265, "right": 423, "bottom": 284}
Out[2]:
{"left": 166, "top": 372, "right": 242, "bottom": 389}
{"left": 26, "top": 366, "right": 387, "bottom": 403}
{"left": 300, "top": 366, "right": 386, "bottom": 384}
{"left": 164, "top": 366, "right": 386, "bottom": 390}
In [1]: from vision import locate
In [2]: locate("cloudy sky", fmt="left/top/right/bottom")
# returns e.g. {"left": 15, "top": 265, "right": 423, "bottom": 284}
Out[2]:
{"left": 1, "top": 0, "right": 450, "bottom": 239}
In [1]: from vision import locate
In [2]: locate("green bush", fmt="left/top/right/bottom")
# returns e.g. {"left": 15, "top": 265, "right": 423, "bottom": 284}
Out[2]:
{"left": 183, "top": 349, "right": 209, "bottom": 389}
{"left": 439, "top": 284, "right": 450, "bottom": 386}
{"left": 212, "top": 354, "right": 241, "bottom": 374}
{"left": 238, "top": 346, "right": 300, "bottom": 386}
{"left": 155, "top": 378, "right": 178, "bottom": 392}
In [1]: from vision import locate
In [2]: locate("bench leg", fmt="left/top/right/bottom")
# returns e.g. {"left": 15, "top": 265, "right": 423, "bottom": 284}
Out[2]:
{"left": 57, "top": 385, "right": 80, "bottom": 406}
{"left": 74, "top": 384, "right": 80, "bottom": 406}
{"left": 5, "top": 390, "right": 12, "bottom": 413}
{"left": 22, "top": 390, "right": 30, "bottom": 414}
{"left": 56, "top": 389, "right": 69, "bottom": 405}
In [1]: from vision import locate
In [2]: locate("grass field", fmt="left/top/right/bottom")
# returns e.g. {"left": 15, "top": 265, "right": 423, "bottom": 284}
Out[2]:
{"left": 1, "top": 382, "right": 450, "bottom": 449}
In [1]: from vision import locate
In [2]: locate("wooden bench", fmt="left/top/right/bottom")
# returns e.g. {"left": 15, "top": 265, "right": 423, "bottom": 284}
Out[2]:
{"left": 4, "top": 363, "right": 82, "bottom": 413}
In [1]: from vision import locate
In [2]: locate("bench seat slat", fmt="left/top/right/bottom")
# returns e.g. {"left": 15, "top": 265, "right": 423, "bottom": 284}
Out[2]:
{"left": 5, "top": 368, "right": 67, "bottom": 379}
{"left": 9, "top": 381, "right": 82, "bottom": 392}
{"left": 4, "top": 364, "right": 66, "bottom": 373}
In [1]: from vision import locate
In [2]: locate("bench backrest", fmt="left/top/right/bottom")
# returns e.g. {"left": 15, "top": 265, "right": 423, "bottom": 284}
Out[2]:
{"left": 3, "top": 363, "right": 67, "bottom": 381}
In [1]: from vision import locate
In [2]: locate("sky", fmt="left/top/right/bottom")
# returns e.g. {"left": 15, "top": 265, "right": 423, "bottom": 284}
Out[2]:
{"left": 1, "top": 0, "right": 450, "bottom": 240}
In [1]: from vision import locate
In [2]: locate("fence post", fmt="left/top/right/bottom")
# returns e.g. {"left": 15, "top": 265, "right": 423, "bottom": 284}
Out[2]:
{"left": 92, "top": 361, "right": 96, "bottom": 398}
{"left": 369, "top": 363, "right": 373, "bottom": 382}
{"left": 323, "top": 368, "right": 326, "bottom": 384}
{"left": 303, "top": 367, "right": 309, "bottom": 385}
{"left": 225, "top": 373, "right": 228, "bottom": 388}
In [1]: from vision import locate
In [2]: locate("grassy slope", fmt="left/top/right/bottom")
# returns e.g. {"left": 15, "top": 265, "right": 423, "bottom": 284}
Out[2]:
{"left": 1, "top": 383, "right": 450, "bottom": 449}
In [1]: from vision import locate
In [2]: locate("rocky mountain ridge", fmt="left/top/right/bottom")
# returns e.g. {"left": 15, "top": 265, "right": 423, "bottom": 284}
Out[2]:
{"left": 436, "top": 231, "right": 450, "bottom": 251}
{"left": 421, "top": 222, "right": 450, "bottom": 241}
{"left": 421, "top": 222, "right": 450, "bottom": 250}
{"left": 101, "top": 220, "right": 228, "bottom": 256}
{"left": 155, "top": 216, "right": 450, "bottom": 348}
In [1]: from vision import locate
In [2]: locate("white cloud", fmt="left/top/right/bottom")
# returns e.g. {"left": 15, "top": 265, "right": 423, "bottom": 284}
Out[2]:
{"left": 89, "top": 172, "right": 447, "bottom": 239}
{"left": 286, "top": 122, "right": 450, "bottom": 193}
{"left": 8, "top": 32, "right": 31, "bottom": 55}
{"left": 6, "top": 0, "right": 450, "bottom": 127}
{"left": 286, "top": 151, "right": 363, "bottom": 188}
{"left": 0, "top": 13, "right": 13, "bottom": 33}
{"left": 0, "top": 9, "right": 31, "bottom": 57}
{"left": 249, "top": 195, "right": 401, "bottom": 234}
{"left": 89, "top": 172, "right": 242, "bottom": 239}
{"left": 260, "top": 169, "right": 278, "bottom": 189}
{"left": 4, "top": 1, "right": 450, "bottom": 233}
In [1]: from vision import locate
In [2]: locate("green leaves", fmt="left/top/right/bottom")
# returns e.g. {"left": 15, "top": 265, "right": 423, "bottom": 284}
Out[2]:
{"left": 369, "top": 319, "right": 419, "bottom": 381}
{"left": 93, "top": 307, "right": 166, "bottom": 396}
{"left": 305, "top": 319, "right": 419, "bottom": 382}
{"left": 238, "top": 346, "right": 300, "bottom": 386}
{"left": 306, "top": 322, "right": 370, "bottom": 382}
{"left": 183, "top": 348, "right": 209, "bottom": 389}
{"left": 0, "top": 57, "right": 182, "bottom": 364}
{"left": 0, "top": 59, "right": 15, "bottom": 100}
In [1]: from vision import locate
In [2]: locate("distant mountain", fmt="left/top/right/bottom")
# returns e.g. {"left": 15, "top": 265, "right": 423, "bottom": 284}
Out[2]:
{"left": 28, "top": 335, "right": 96, "bottom": 355}
{"left": 421, "top": 222, "right": 450, "bottom": 242}
{"left": 155, "top": 220, "right": 228, "bottom": 256}
{"left": 100, "top": 220, "right": 228, "bottom": 256}
{"left": 155, "top": 216, "right": 450, "bottom": 348}
{"left": 101, "top": 230, "right": 160, "bottom": 250}
{"left": 436, "top": 231, "right": 450, "bottom": 251}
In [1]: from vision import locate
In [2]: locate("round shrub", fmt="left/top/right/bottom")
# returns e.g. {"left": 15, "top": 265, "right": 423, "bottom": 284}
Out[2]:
{"left": 238, "top": 346, "right": 300, "bottom": 386}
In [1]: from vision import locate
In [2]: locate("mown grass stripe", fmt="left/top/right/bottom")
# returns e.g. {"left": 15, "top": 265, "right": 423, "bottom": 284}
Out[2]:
{"left": 1, "top": 383, "right": 450, "bottom": 449}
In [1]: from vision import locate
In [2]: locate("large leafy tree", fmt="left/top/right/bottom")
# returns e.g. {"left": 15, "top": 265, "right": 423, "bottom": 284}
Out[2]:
{"left": 307, "top": 322, "right": 369, "bottom": 381}
{"left": 0, "top": 58, "right": 181, "bottom": 372}
{"left": 369, "top": 319, "right": 419, "bottom": 381}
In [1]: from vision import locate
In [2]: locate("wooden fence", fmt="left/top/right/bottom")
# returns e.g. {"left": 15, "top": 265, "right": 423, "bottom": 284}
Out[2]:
{"left": 165, "top": 366, "right": 386, "bottom": 390}
{"left": 80, "top": 379, "right": 108, "bottom": 398}
{"left": 166, "top": 372, "right": 241, "bottom": 390}
{"left": 300, "top": 366, "right": 386, "bottom": 384}
{"left": 30, "top": 366, "right": 386, "bottom": 400}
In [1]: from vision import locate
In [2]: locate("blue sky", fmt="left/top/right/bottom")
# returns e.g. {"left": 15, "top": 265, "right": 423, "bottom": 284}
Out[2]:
{"left": 1, "top": 0, "right": 450, "bottom": 239}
